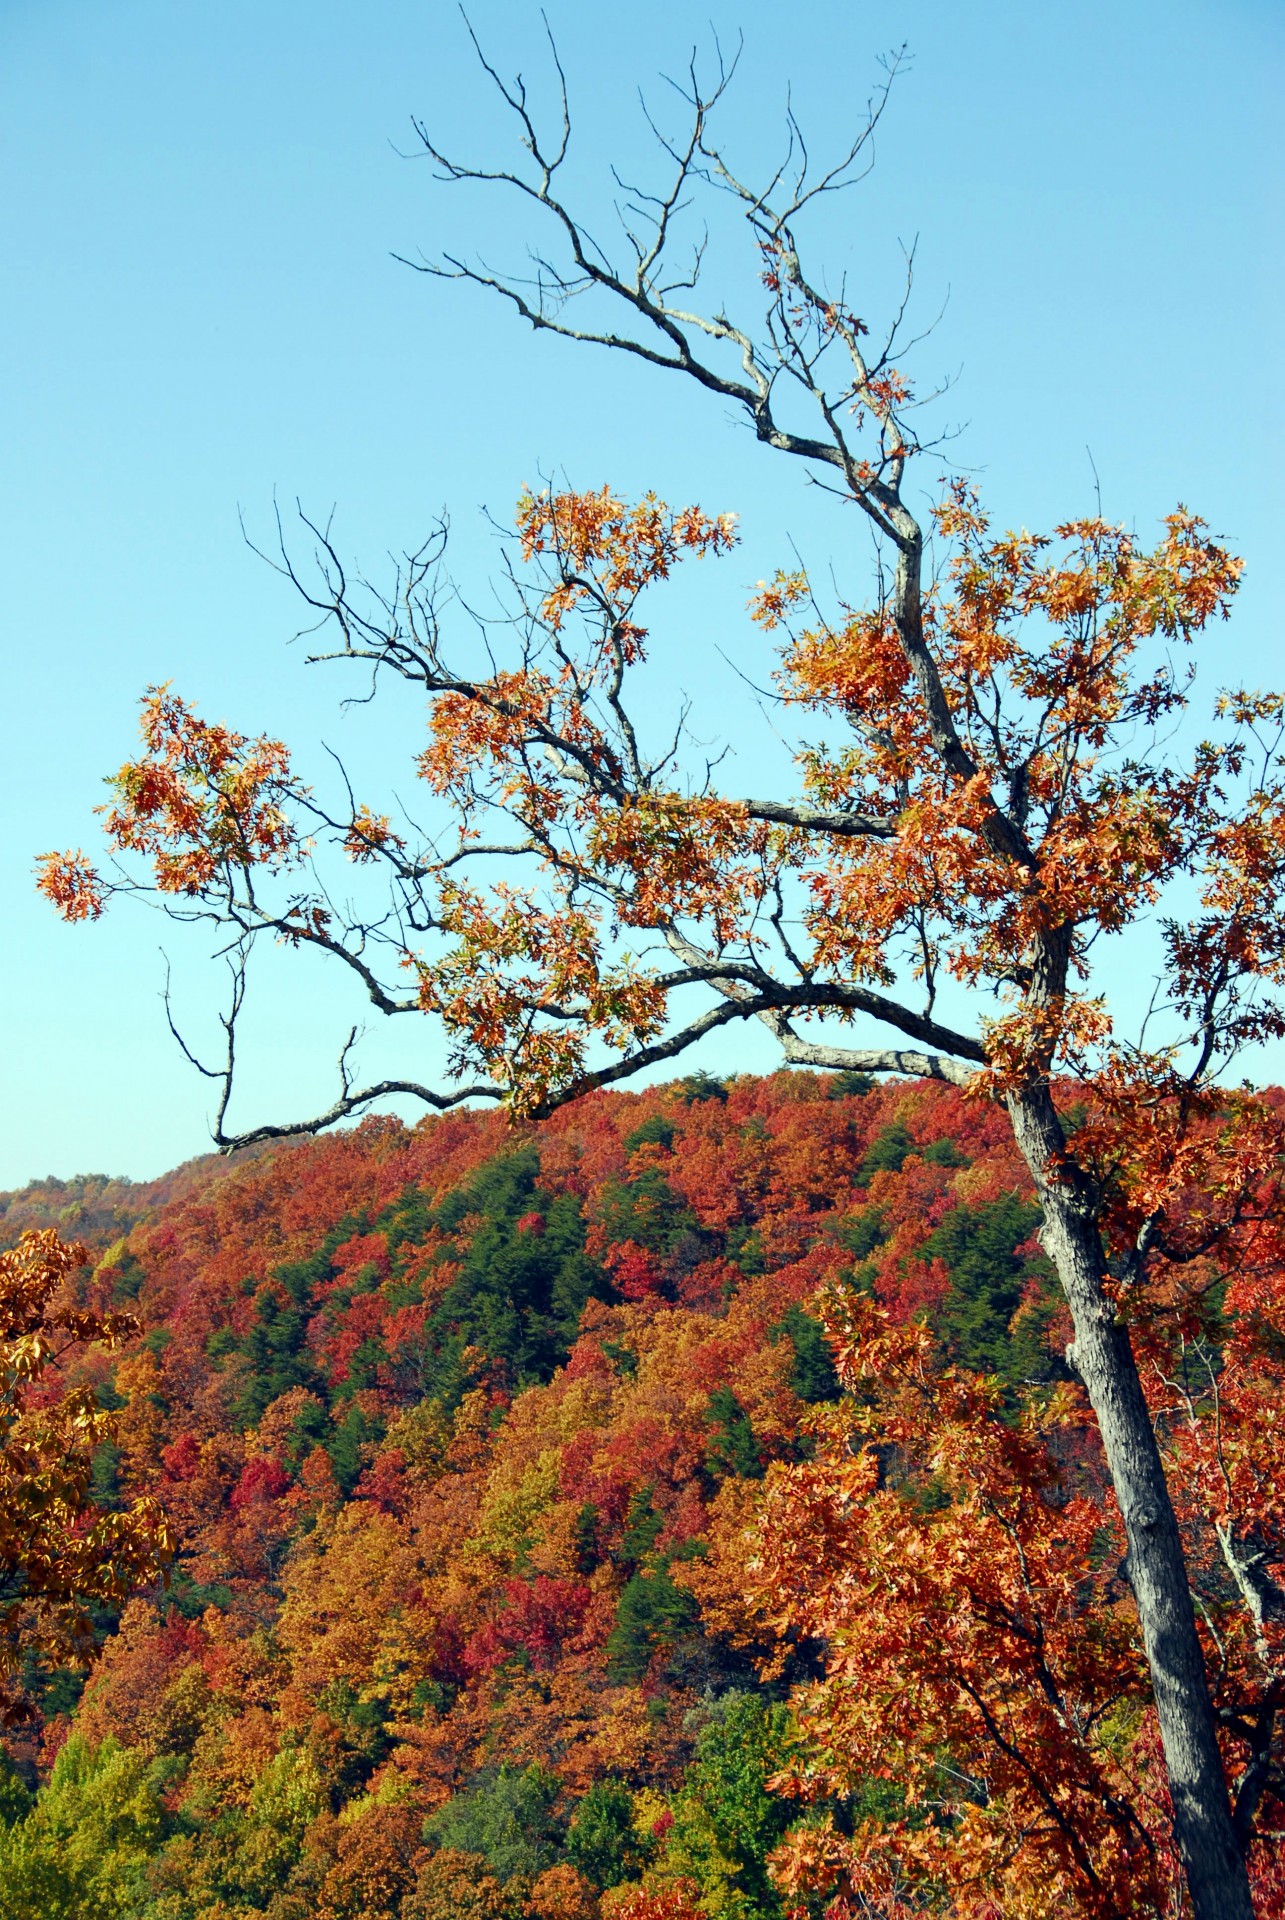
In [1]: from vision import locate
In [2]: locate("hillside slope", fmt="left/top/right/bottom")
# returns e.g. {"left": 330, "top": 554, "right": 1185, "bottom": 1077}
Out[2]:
{"left": 5, "top": 1071, "right": 1271, "bottom": 1918}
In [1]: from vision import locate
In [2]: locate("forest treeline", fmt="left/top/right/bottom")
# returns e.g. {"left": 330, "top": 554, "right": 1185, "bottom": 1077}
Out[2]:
{"left": 1, "top": 1073, "right": 1281, "bottom": 1917}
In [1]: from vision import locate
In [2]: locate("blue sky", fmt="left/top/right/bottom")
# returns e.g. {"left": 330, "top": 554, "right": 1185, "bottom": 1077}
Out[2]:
{"left": 2, "top": 0, "right": 1281, "bottom": 1187}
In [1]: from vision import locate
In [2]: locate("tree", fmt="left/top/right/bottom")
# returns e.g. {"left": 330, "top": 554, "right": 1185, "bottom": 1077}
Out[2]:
{"left": 0, "top": 1733, "right": 169, "bottom": 1920}
{"left": 752, "top": 1294, "right": 1187, "bottom": 1916}
{"left": 653, "top": 1692, "right": 795, "bottom": 1919}
{"left": 36, "top": 34, "right": 1285, "bottom": 1918}
{"left": 0, "top": 1230, "right": 174, "bottom": 1718}
{"left": 745, "top": 1255, "right": 1285, "bottom": 1916}
{"left": 425, "top": 1763, "right": 564, "bottom": 1883}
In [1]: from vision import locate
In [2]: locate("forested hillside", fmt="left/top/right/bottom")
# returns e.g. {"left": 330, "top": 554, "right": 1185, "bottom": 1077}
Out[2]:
{"left": 0, "top": 1159, "right": 240, "bottom": 1254}
{"left": 1, "top": 1074, "right": 1281, "bottom": 1917}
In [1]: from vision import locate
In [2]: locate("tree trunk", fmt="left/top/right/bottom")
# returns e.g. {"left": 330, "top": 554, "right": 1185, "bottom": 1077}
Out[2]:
{"left": 1006, "top": 1085, "right": 1255, "bottom": 1920}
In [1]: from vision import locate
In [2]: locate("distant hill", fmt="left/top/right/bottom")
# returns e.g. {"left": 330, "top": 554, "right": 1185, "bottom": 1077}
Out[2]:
{"left": 0, "top": 1149, "right": 270, "bottom": 1253}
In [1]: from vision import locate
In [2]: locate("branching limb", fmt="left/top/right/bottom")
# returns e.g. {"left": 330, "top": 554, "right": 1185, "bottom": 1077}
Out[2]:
{"left": 164, "top": 947, "right": 499, "bottom": 1152}
{"left": 162, "top": 948, "right": 246, "bottom": 1147}
{"left": 740, "top": 797, "right": 896, "bottom": 838}
{"left": 213, "top": 1067, "right": 502, "bottom": 1152}
{"left": 769, "top": 1026, "right": 976, "bottom": 1088}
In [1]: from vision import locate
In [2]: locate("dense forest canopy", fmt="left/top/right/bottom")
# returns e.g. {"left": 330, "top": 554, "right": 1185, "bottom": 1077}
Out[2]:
{"left": 2, "top": 1072, "right": 1283, "bottom": 1916}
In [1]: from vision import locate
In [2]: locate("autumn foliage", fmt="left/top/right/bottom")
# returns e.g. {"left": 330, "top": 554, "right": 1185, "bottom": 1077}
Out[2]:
{"left": 0, "top": 1074, "right": 1280, "bottom": 1915}
{"left": 0, "top": 1230, "right": 174, "bottom": 1722}
{"left": 37, "top": 483, "right": 1275, "bottom": 1128}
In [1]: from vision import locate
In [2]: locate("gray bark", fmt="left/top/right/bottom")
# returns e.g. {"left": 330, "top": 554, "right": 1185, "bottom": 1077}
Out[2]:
{"left": 1006, "top": 1082, "right": 1255, "bottom": 1920}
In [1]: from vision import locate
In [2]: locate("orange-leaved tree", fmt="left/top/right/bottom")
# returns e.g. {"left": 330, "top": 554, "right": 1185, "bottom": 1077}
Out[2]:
{"left": 752, "top": 1296, "right": 1165, "bottom": 1918}
{"left": 38, "top": 41, "right": 1285, "bottom": 1920}
{"left": 748, "top": 1269, "right": 1285, "bottom": 1917}
{"left": 0, "top": 1230, "right": 174, "bottom": 1718}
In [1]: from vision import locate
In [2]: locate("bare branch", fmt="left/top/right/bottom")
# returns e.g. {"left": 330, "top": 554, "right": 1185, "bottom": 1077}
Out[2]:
{"left": 212, "top": 1071, "right": 501, "bottom": 1153}
{"left": 740, "top": 797, "right": 896, "bottom": 838}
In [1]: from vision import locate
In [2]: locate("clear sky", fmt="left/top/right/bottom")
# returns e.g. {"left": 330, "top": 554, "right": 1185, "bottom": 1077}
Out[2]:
{"left": 3, "top": 0, "right": 1281, "bottom": 1188}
